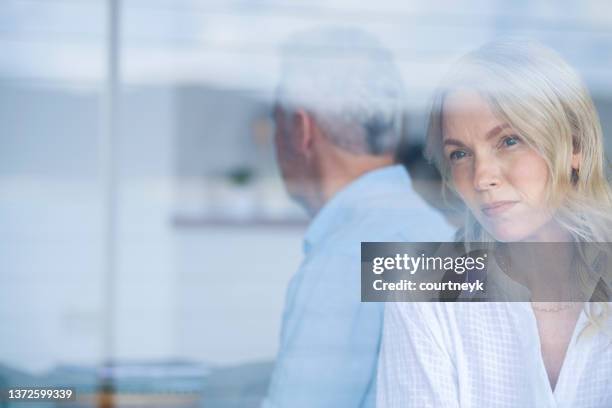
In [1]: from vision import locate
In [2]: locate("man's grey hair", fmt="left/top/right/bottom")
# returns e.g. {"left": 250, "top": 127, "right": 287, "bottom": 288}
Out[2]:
{"left": 276, "top": 26, "right": 406, "bottom": 155}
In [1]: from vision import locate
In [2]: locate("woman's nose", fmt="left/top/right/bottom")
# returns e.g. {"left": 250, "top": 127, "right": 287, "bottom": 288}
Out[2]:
{"left": 473, "top": 156, "right": 501, "bottom": 191}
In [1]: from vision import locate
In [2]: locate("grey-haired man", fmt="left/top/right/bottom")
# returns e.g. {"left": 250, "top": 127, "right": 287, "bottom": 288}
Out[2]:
{"left": 263, "top": 27, "right": 454, "bottom": 408}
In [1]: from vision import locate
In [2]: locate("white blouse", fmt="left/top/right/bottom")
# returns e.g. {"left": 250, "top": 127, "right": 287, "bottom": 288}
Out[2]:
{"left": 377, "top": 302, "right": 612, "bottom": 407}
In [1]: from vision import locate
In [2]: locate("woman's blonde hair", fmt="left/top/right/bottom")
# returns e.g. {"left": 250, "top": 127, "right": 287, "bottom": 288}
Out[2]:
{"left": 426, "top": 39, "right": 612, "bottom": 333}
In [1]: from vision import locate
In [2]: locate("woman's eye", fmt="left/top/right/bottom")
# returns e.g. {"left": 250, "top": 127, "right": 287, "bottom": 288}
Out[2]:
{"left": 449, "top": 150, "right": 467, "bottom": 161}
{"left": 502, "top": 135, "right": 520, "bottom": 147}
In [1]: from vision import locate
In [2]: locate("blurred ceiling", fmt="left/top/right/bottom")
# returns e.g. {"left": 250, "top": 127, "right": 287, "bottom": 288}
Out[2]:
{"left": 1, "top": 0, "right": 612, "bottom": 107}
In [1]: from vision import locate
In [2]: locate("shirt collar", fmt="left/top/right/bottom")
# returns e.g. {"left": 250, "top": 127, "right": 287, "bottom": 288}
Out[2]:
{"left": 303, "top": 164, "right": 411, "bottom": 253}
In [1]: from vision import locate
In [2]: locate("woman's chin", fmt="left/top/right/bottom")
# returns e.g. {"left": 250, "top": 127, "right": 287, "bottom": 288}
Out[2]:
{"left": 489, "top": 231, "right": 528, "bottom": 242}
{"left": 482, "top": 218, "right": 567, "bottom": 242}
{"left": 482, "top": 221, "right": 534, "bottom": 242}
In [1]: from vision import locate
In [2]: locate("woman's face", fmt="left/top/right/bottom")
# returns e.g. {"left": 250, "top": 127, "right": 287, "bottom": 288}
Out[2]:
{"left": 442, "top": 90, "right": 565, "bottom": 242}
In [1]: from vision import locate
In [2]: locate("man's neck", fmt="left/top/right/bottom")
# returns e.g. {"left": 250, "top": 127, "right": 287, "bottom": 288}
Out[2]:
{"left": 308, "top": 155, "right": 395, "bottom": 216}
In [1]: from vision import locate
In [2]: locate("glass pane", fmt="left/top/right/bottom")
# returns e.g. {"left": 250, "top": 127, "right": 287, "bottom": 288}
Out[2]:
{"left": 3, "top": 1, "right": 612, "bottom": 406}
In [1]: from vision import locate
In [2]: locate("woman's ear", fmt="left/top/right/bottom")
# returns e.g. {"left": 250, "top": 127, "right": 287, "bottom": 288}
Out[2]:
{"left": 571, "top": 151, "right": 582, "bottom": 171}
{"left": 571, "top": 138, "right": 582, "bottom": 171}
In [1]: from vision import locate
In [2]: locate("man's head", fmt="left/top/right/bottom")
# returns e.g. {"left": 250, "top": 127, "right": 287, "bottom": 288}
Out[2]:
{"left": 274, "top": 27, "right": 406, "bottom": 214}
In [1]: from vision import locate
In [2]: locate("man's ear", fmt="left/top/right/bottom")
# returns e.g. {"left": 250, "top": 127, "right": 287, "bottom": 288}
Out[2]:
{"left": 292, "top": 109, "right": 315, "bottom": 157}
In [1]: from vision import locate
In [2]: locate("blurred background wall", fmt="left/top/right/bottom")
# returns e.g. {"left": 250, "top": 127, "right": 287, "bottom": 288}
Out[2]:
{"left": 1, "top": 0, "right": 611, "bottom": 379}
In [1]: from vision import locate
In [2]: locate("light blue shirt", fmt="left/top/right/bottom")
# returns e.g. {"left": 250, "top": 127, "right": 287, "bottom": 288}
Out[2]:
{"left": 263, "top": 165, "right": 455, "bottom": 408}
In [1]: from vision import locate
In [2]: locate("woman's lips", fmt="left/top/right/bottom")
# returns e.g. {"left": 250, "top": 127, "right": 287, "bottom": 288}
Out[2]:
{"left": 480, "top": 201, "right": 518, "bottom": 217}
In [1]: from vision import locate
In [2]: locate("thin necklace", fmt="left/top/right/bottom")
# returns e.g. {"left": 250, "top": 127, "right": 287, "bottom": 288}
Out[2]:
{"left": 530, "top": 302, "right": 575, "bottom": 313}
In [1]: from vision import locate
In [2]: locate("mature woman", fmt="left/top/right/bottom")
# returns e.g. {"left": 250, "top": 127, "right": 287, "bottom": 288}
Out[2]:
{"left": 377, "top": 40, "right": 612, "bottom": 407}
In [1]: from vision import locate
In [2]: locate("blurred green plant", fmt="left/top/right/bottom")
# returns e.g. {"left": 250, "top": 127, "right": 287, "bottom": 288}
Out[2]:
{"left": 227, "top": 166, "right": 255, "bottom": 186}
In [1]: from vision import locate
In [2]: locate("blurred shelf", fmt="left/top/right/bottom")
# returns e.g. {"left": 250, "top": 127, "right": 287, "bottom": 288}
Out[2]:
{"left": 172, "top": 215, "right": 307, "bottom": 229}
